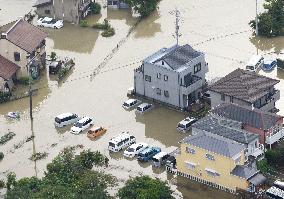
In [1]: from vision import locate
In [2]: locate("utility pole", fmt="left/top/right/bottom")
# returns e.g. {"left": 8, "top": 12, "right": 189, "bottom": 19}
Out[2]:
{"left": 255, "top": 0, "right": 259, "bottom": 36}
{"left": 171, "top": 8, "right": 182, "bottom": 46}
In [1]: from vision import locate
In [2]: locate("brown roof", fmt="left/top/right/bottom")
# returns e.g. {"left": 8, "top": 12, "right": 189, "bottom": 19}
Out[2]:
{"left": 209, "top": 68, "right": 280, "bottom": 103}
{"left": 5, "top": 19, "right": 48, "bottom": 53}
{"left": 0, "top": 55, "right": 20, "bottom": 80}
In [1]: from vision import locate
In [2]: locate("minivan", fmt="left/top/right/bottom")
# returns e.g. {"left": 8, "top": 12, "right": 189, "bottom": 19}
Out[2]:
{"left": 136, "top": 103, "right": 153, "bottom": 114}
{"left": 152, "top": 152, "right": 170, "bottom": 167}
{"left": 246, "top": 55, "right": 264, "bottom": 72}
{"left": 54, "top": 113, "right": 80, "bottom": 128}
{"left": 71, "top": 117, "right": 93, "bottom": 134}
{"left": 122, "top": 99, "right": 141, "bottom": 110}
{"left": 137, "top": 147, "right": 161, "bottom": 162}
{"left": 177, "top": 117, "right": 197, "bottom": 132}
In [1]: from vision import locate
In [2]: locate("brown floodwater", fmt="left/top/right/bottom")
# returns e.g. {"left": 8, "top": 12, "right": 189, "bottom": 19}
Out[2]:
{"left": 1, "top": 0, "right": 284, "bottom": 198}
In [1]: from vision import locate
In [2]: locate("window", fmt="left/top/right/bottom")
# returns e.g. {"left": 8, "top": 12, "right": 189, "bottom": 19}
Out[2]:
{"left": 205, "top": 169, "right": 220, "bottom": 177}
{"left": 221, "top": 94, "right": 225, "bottom": 101}
{"left": 164, "top": 75, "right": 168, "bottom": 81}
{"left": 194, "top": 63, "right": 201, "bottom": 73}
{"left": 157, "top": 73, "right": 161, "bottom": 79}
{"left": 145, "top": 75, "right": 151, "bottom": 82}
{"left": 156, "top": 88, "right": 161, "bottom": 95}
{"left": 14, "top": 52, "right": 20, "bottom": 61}
{"left": 185, "top": 161, "right": 196, "bottom": 170}
{"left": 45, "top": 10, "right": 51, "bottom": 14}
{"left": 205, "top": 154, "right": 215, "bottom": 161}
{"left": 230, "top": 96, "right": 234, "bottom": 103}
{"left": 164, "top": 90, "right": 169, "bottom": 98}
{"left": 186, "top": 147, "right": 196, "bottom": 154}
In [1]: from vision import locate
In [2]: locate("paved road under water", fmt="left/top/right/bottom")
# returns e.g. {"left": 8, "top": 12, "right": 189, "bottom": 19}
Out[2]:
{"left": 1, "top": 0, "right": 284, "bottom": 198}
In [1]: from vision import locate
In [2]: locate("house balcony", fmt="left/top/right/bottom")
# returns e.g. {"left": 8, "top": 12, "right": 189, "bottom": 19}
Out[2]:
{"left": 251, "top": 144, "right": 264, "bottom": 158}
{"left": 266, "top": 128, "right": 284, "bottom": 145}
{"left": 180, "top": 75, "right": 203, "bottom": 95}
{"left": 79, "top": 0, "right": 91, "bottom": 12}
{"left": 258, "top": 90, "right": 280, "bottom": 111}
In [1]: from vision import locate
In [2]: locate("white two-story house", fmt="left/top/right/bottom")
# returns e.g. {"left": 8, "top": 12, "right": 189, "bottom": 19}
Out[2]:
{"left": 134, "top": 44, "right": 208, "bottom": 109}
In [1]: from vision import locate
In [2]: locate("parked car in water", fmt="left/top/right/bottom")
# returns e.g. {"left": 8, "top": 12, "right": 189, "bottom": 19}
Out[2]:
{"left": 152, "top": 152, "right": 170, "bottom": 167}
{"left": 123, "top": 142, "right": 148, "bottom": 158}
{"left": 177, "top": 117, "right": 197, "bottom": 132}
{"left": 262, "top": 59, "right": 277, "bottom": 71}
{"left": 165, "top": 155, "right": 177, "bottom": 169}
{"left": 54, "top": 113, "right": 80, "bottom": 128}
{"left": 87, "top": 126, "right": 106, "bottom": 139}
{"left": 246, "top": 55, "right": 264, "bottom": 72}
{"left": 37, "top": 17, "right": 63, "bottom": 29}
{"left": 136, "top": 103, "right": 153, "bottom": 114}
{"left": 49, "top": 61, "right": 62, "bottom": 74}
{"left": 71, "top": 117, "right": 93, "bottom": 134}
{"left": 137, "top": 147, "right": 161, "bottom": 162}
{"left": 108, "top": 132, "right": 136, "bottom": 152}
{"left": 122, "top": 99, "right": 141, "bottom": 110}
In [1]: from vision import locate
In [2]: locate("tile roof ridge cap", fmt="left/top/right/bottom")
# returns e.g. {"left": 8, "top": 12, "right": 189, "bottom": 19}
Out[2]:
{"left": 6, "top": 18, "right": 22, "bottom": 35}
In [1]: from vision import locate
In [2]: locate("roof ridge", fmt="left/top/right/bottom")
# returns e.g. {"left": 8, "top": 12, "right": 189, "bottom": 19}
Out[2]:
{"left": 5, "top": 18, "right": 22, "bottom": 35}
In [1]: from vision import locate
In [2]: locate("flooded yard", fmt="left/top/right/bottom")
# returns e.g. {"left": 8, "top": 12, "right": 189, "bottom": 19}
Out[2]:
{"left": 1, "top": 0, "right": 284, "bottom": 198}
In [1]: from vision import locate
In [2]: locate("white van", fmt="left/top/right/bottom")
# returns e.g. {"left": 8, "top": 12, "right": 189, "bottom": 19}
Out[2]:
{"left": 246, "top": 55, "right": 264, "bottom": 72}
{"left": 177, "top": 117, "right": 197, "bottom": 132}
{"left": 108, "top": 132, "right": 136, "bottom": 152}
{"left": 152, "top": 152, "right": 170, "bottom": 167}
{"left": 54, "top": 113, "right": 80, "bottom": 128}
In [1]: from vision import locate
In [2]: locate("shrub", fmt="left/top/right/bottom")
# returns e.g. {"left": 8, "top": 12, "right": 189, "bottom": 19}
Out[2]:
{"left": 17, "top": 77, "right": 32, "bottom": 85}
{"left": 0, "top": 152, "right": 4, "bottom": 161}
{"left": 102, "top": 27, "right": 115, "bottom": 37}
{"left": 29, "top": 152, "right": 48, "bottom": 161}
{"left": 50, "top": 52, "right": 57, "bottom": 61}
{"left": 80, "top": 20, "right": 89, "bottom": 27}
{"left": 90, "top": 2, "right": 101, "bottom": 14}
{"left": 93, "top": 19, "right": 110, "bottom": 30}
{"left": 0, "top": 91, "right": 11, "bottom": 103}
{"left": 256, "top": 159, "right": 270, "bottom": 173}
{"left": 265, "top": 148, "right": 284, "bottom": 167}
{"left": 0, "top": 180, "right": 5, "bottom": 189}
{"left": 58, "top": 67, "right": 69, "bottom": 80}
{"left": 0, "top": 132, "right": 16, "bottom": 145}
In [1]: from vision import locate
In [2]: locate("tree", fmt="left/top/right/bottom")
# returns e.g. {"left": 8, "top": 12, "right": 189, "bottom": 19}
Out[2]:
{"left": 117, "top": 176, "right": 173, "bottom": 199}
{"left": 249, "top": 0, "right": 284, "bottom": 37}
{"left": 5, "top": 147, "right": 116, "bottom": 199}
{"left": 90, "top": 2, "right": 101, "bottom": 14}
{"left": 123, "top": 0, "right": 159, "bottom": 18}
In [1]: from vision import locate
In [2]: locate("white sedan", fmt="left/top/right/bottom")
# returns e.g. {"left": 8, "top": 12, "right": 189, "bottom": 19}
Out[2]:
{"left": 123, "top": 142, "right": 148, "bottom": 158}
{"left": 71, "top": 117, "right": 93, "bottom": 134}
{"left": 37, "top": 17, "right": 63, "bottom": 29}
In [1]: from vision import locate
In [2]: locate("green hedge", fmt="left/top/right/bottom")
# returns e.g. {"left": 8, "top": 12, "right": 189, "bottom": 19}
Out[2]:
{"left": 0, "top": 92, "right": 11, "bottom": 103}
{"left": 0, "top": 152, "right": 4, "bottom": 161}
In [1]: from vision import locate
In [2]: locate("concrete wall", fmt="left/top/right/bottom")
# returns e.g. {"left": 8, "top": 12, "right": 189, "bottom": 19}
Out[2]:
{"left": 36, "top": 4, "right": 55, "bottom": 18}
{"left": 176, "top": 143, "right": 249, "bottom": 191}
{"left": 0, "top": 39, "right": 29, "bottom": 77}
{"left": 0, "top": 77, "right": 5, "bottom": 92}
{"left": 210, "top": 91, "right": 251, "bottom": 109}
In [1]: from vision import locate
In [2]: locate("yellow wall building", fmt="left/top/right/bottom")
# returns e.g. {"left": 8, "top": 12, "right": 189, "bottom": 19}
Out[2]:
{"left": 175, "top": 132, "right": 265, "bottom": 193}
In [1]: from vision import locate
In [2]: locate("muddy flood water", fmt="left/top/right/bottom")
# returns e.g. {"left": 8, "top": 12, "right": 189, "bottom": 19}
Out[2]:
{"left": 1, "top": 0, "right": 284, "bottom": 198}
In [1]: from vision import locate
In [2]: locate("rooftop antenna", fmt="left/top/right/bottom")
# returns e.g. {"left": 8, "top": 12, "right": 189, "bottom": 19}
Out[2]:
{"left": 170, "top": 8, "right": 182, "bottom": 46}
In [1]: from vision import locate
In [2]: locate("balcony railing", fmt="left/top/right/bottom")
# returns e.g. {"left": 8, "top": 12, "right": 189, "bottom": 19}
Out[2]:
{"left": 257, "top": 90, "right": 280, "bottom": 110}
{"left": 79, "top": 0, "right": 91, "bottom": 12}
{"left": 266, "top": 128, "right": 284, "bottom": 145}
{"left": 251, "top": 144, "right": 264, "bottom": 158}
{"left": 181, "top": 75, "right": 202, "bottom": 88}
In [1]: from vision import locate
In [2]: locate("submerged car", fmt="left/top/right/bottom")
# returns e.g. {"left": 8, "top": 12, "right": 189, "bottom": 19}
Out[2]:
{"left": 37, "top": 17, "right": 63, "bottom": 29}
{"left": 71, "top": 117, "right": 93, "bottom": 134}
{"left": 123, "top": 142, "right": 148, "bottom": 158}
{"left": 262, "top": 59, "right": 277, "bottom": 71}
{"left": 137, "top": 147, "right": 161, "bottom": 162}
{"left": 122, "top": 99, "right": 141, "bottom": 110}
{"left": 136, "top": 103, "right": 153, "bottom": 114}
{"left": 87, "top": 126, "right": 107, "bottom": 139}
{"left": 54, "top": 113, "right": 80, "bottom": 128}
{"left": 49, "top": 61, "right": 62, "bottom": 74}
{"left": 177, "top": 117, "right": 197, "bottom": 132}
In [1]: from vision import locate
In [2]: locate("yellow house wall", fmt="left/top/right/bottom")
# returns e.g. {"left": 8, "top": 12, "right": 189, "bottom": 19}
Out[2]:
{"left": 0, "top": 39, "right": 29, "bottom": 77}
{"left": 176, "top": 143, "right": 249, "bottom": 191}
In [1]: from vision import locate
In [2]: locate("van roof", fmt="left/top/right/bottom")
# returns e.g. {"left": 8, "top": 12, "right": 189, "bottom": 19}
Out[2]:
{"left": 247, "top": 55, "right": 263, "bottom": 66}
{"left": 179, "top": 117, "right": 196, "bottom": 125}
{"left": 78, "top": 116, "right": 91, "bottom": 123}
{"left": 109, "top": 132, "right": 134, "bottom": 144}
{"left": 56, "top": 113, "right": 75, "bottom": 119}
{"left": 90, "top": 126, "right": 102, "bottom": 131}
{"left": 129, "top": 142, "right": 147, "bottom": 149}
{"left": 138, "top": 103, "right": 150, "bottom": 109}
{"left": 153, "top": 152, "right": 168, "bottom": 159}
{"left": 125, "top": 99, "right": 137, "bottom": 104}
{"left": 140, "top": 146, "right": 160, "bottom": 154}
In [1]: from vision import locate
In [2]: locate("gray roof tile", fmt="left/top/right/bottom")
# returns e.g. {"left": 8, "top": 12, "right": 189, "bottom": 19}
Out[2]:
{"left": 231, "top": 165, "right": 258, "bottom": 179}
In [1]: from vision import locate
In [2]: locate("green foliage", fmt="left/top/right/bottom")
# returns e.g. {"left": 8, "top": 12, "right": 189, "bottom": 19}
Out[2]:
{"left": 90, "top": 2, "right": 101, "bottom": 14}
{"left": 0, "top": 132, "right": 16, "bottom": 145}
{"left": 5, "top": 148, "right": 116, "bottom": 199}
{"left": 0, "top": 180, "right": 5, "bottom": 189}
{"left": 265, "top": 148, "right": 284, "bottom": 167}
{"left": 80, "top": 20, "right": 89, "bottom": 27}
{"left": 0, "top": 152, "right": 4, "bottom": 161}
{"left": 29, "top": 152, "right": 48, "bottom": 161}
{"left": 17, "top": 77, "right": 32, "bottom": 85}
{"left": 50, "top": 52, "right": 57, "bottom": 61}
{"left": 249, "top": 0, "right": 284, "bottom": 37}
{"left": 58, "top": 67, "right": 69, "bottom": 80}
{"left": 93, "top": 19, "right": 115, "bottom": 37}
{"left": 6, "top": 172, "right": 16, "bottom": 191}
{"left": 102, "top": 27, "right": 115, "bottom": 37}
{"left": 123, "top": 0, "right": 158, "bottom": 18}
{"left": 0, "top": 91, "right": 11, "bottom": 103}
{"left": 256, "top": 159, "right": 270, "bottom": 173}
{"left": 118, "top": 176, "right": 173, "bottom": 199}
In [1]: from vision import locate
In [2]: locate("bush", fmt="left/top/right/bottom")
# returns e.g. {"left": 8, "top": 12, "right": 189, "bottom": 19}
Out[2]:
{"left": 58, "top": 67, "right": 69, "bottom": 80}
{"left": 50, "top": 52, "right": 57, "bottom": 61}
{"left": 256, "top": 159, "right": 270, "bottom": 173}
{"left": 265, "top": 148, "right": 284, "bottom": 167}
{"left": 90, "top": 2, "right": 101, "bottom": 14}
{"left": 0, "top": 91, "right": 11, "bottom": 103}
{"left": 17, "top": 77, "right": 32, "bottom": 85}
{"left": 0, "top": 132, "right": 16, "bottom": 145}
{"left": 123, "top": 0, "right": 158, "bottom": 18}
{"left": 80, "top": 20, "right": 89, "bottom": 27}
{"left": 29, "top": 152, "right": 48, "bottom": 161}
{"left": 0, "top": 152, "right": 4, "bottom": 161}
{"left": 102, "top": 27, "right": 115, "bottom": 37}
{"left": 93, "top": 19, "right": 110, "bottom": 30}
{"left": 0, "top": 180, "right": 5, "bottom": 189}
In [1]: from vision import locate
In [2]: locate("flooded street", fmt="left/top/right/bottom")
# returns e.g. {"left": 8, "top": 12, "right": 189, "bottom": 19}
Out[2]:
{"left": 1, "top": 0, "right": 284, "bottom": 198}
